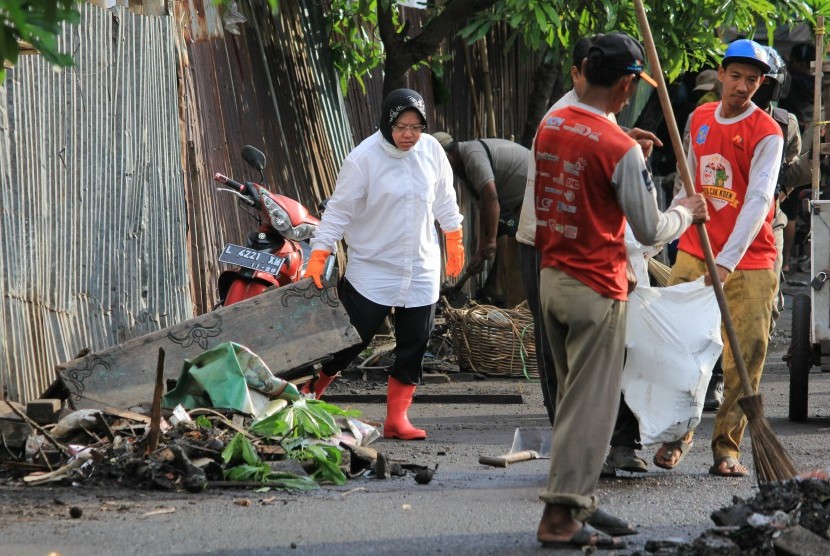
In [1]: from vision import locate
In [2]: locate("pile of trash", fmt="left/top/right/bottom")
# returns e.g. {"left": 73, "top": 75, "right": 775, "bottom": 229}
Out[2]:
{"left": 0, "top": 396, "right": 392, "bottom": 492}
{"left": 643, "top": 476, "right": 830, "bottom": 555}
{"left": 0, "top": 342, "right": 431, "bottom": 493}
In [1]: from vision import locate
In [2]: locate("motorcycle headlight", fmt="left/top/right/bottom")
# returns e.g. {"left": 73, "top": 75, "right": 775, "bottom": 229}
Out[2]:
{"left": 262, "top": 193, "right": 317, "bottom": 240}
{"left": 262, "top": 195, "right": 291, "bottom": 232}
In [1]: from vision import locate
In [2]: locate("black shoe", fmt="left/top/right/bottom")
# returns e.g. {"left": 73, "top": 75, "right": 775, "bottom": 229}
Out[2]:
{"left": 704, "top": 378, "right": 724, "bottom": 411}
{"left": 605, "top": 446, "right": 648, "bottom": 473}
{"left": 600, "top": 460, "right": 616, "bottom": 478}
{"left": 586, "top": 508, "right": 638, "bottom": 536}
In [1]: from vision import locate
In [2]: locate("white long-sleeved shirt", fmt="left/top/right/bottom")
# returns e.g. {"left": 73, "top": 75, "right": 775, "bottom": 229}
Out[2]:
{"left": 311, "top": 131, "right": 463, "bottom": 307}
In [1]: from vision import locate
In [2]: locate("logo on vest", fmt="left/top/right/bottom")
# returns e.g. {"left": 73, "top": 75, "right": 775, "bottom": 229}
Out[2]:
{"left": 564, "top": 158, "right": 586, "bottom": 176}
{"left": 544, "top": 116, "right": 565, "bottom": 130}
{"left": 563, "top": 123, "right": 601, "bottom": 142}
{"left": 546, "top": 219, "right": 578, "bottom": 239}
{"left": 696, "top": 124, "right": 710, "bottom": 145}
{"left": 700, "top": 153, "right": 739, "bottom": 210}
{"left": 537, "top": 151, "right": 560, "bottom": 162}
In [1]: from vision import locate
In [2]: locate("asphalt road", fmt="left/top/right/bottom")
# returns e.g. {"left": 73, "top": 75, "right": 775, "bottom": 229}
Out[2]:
{"left": 1, "top": 274, "right": 829, "bottom": 556}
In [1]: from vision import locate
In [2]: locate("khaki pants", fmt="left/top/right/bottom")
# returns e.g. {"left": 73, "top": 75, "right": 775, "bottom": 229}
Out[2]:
{"left": 538, "top": 267, "right": 625, "bottom": 514}
{"left": 668, "top": 252, "right": 776, "bottom": 461}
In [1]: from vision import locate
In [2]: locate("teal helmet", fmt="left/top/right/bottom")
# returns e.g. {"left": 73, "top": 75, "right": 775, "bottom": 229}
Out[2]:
{"left": 722, "top": 39, "right": 771, "bottom": 73}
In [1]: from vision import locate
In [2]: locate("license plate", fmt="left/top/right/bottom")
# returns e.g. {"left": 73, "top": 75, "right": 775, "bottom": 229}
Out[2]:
{"left": 219, "top": 244, "right": 285, "bottom": 276}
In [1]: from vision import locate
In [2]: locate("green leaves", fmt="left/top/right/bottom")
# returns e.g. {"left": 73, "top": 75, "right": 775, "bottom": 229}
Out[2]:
{"left": 237, "top": 399, "right": 359, "bottom": 487}
{"left": 251, "top": 398, "right": 359, "bottom": 439}
{"left": 221, "top": 433, "right": 320, "bottom": 490}
{"left": 317, "top": 0, "right": 821, "bottom": 96}
{"left": 194, "top": 415, "right": 212, "bottom": 428}
{"left": 325, "top": 0, "right": 389, "bottom": 93}
{"left": 285, "top": 439, "right": 347, "bottom": 485}
{"left": 222, "top": 432, "right": 260, "bottom": 465}
{"left": 0, "top": 0, "right": 80, "bottom": 80}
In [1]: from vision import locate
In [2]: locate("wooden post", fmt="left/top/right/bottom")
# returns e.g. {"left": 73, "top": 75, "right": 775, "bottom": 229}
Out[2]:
{"left": 478, "top": 40, "right": 498, "bottom": 137}
{"left": 464, "top": 46, "right": 483, "bottom": 138}
{"left": 147, "top": 348, "right": 165, "bottom": 453}
{"left": 813, "top": 16, "right": 825, "bottom": 202}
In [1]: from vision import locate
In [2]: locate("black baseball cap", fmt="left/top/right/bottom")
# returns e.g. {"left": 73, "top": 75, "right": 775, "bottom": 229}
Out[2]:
{"left": 589, "top": 32, "right": 658, "bottom": 87}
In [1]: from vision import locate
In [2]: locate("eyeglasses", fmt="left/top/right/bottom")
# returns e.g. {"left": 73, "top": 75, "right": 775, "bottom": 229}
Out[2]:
{"left": 392, "top": 124, "right": 426, "bottom": 133}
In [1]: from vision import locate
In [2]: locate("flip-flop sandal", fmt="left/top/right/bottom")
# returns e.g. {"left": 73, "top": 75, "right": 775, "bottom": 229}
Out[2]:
{"left": 586, "top": 508, "right": 638, "bottom": 536}
{"left": 540, "top": 523, "right": 627, "bottom": 549}
{"left": 709, "top": 456, "right": 749, "bottom": 477}
{"left": 653, "top": 439, "right": 692, "bottom": 470}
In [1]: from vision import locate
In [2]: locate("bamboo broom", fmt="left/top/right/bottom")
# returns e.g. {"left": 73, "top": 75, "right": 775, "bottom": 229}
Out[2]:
{"left": 633, "top": 0, "right": 797, "bottom": 483}
{"left": 647, "top": 258, "right": 671, "bottom": 287}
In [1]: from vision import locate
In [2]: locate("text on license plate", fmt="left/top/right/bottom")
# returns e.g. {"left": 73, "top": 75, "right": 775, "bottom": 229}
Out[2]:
{"left": 219, "top": 244, "right": 285, "bottom": 276}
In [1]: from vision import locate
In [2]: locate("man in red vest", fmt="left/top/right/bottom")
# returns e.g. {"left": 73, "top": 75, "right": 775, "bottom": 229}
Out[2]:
{"left": 652, "top": 39, "right": 784, "bottom": 477}
{"left": 533, "top": 33, "right": 708, "bottom": 549}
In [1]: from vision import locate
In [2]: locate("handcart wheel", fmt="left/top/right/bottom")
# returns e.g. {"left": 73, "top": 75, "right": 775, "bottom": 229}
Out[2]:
{"left": 789, "top": 293, "right": 812, "bottom": 422}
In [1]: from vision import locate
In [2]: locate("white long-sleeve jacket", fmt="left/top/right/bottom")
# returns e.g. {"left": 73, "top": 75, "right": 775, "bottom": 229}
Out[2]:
{"left": 311, "top": 132, "right": 463, "bottom": 307}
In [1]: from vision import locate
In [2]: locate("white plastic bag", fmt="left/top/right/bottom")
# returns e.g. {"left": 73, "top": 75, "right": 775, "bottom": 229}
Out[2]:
{"left": 622, "top": 277, "right": 723, "bottom": 445}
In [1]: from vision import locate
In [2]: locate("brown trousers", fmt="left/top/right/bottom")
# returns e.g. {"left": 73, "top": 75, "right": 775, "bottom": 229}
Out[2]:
{"left": 538, "top": 267, "right": 626, "bottom": 514}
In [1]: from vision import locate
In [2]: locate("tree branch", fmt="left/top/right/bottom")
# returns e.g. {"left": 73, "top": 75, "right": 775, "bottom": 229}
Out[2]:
{"left": 406, "top": 0, "right": 499, "bottom": 64}
{"left": 380, "top": 0, "right": 499, "bottom": 95}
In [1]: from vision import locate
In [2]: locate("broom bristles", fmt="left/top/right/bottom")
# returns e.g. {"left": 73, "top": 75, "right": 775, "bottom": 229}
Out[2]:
{"left": 647, "top": 258, "right": 672, "bottom": 287}
{"left": 738, "top": 394, "right": 798, "bottom": 483}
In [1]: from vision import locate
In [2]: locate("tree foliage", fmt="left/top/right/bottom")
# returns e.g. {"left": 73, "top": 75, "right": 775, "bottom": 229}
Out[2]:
{"left": 325, "top": 0, "right": 819, "bottom": 94}
{"left": 0, "top": 0, "right": 80, "bottom": 81}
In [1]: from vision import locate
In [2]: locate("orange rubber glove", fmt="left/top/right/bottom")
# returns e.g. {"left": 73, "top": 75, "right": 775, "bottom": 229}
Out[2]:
{"left": 443, "top": 228, "right": 465, "bottom": 279}
{"left": 303, "top": 249, "right": 331, "bottom": 289}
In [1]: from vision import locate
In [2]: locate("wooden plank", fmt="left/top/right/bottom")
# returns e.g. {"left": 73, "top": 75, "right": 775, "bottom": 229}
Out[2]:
{"left": 323, "top": 394, "right": 524, "bottom": 404}
{"left": 56, "top": 280, "right": 361, "bottom": 410}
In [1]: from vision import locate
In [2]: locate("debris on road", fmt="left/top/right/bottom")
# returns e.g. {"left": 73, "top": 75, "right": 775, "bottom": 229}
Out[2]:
{"left": 0, "top": 295, "right": 543, "bottom": 497}
{"left": 414, "top": 467, "right": 434, "bottom": 484}
{"left": 645, "top": 476, "right": 830, "bottom": 554}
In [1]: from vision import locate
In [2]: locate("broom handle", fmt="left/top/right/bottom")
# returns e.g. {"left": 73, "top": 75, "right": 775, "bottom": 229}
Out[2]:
{"left": 633, "top": 0, "right": 754, "bottom": 398}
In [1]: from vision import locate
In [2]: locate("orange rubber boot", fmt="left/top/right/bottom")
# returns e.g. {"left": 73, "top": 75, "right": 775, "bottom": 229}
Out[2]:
{"left": 300, "top": 372, "right": 338, "bottom": 400}
{"left": 383, "top": 376, "right": 426, "bottom": 440}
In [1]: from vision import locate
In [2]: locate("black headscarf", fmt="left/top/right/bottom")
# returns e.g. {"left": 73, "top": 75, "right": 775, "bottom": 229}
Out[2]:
{"left": 379, "top": 88, "right": 428, "bottom": 146}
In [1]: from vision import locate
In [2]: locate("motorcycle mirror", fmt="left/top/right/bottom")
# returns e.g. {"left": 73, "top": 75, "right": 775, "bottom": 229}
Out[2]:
{"left": 241, "top": 146, "right": 266, "bottom": 172}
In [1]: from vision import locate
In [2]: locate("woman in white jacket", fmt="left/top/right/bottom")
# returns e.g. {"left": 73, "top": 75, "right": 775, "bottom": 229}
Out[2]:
{"left": 303, "top": 88, "right": 465, "bottom": 440}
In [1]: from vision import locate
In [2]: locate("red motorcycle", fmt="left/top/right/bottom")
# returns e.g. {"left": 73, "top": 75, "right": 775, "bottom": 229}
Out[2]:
{"left": 214, "top": 146, "right": 331, "bottom": 307}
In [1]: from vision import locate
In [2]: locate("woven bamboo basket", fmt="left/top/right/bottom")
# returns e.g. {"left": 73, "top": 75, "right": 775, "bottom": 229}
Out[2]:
{"left": 443, "top": 301, "right": 538, "bottom": 379}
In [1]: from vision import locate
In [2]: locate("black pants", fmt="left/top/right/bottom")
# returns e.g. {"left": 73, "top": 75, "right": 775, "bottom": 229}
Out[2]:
{"left": 610, "top": 395, "right": 641, "bottom": 450}
{"left": 518, "top": 242, "right": 557, "bottom": 424}
{"left": 321, "top": 278, "right": 435, "bottom": 385}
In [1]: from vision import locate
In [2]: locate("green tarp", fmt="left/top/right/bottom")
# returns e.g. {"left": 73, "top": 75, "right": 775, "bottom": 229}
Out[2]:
{"left": 163, "top": 342, "right": 300, "bottom": 414}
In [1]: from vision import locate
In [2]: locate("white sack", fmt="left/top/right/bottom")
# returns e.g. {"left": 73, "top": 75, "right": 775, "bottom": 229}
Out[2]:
{"left": 622, "top": 277, "right": 723, "bottom": 446}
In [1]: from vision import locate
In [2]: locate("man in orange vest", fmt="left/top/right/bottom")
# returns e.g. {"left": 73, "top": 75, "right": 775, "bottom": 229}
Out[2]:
{"left": 653, "top": 39, "right": 784, "bottom": 477}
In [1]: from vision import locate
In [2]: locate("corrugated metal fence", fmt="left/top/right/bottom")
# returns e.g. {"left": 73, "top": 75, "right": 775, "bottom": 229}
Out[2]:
{"left": 1, "top": 2, "right": 544, "bottom": 403}
{"left": 0, "top": 4, "right": 192, "bottom": 402}
{"left": 174, "top": 0, "right": 352, "bottom": 315}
